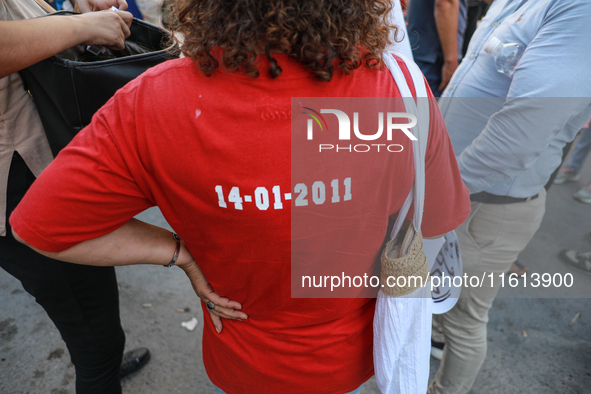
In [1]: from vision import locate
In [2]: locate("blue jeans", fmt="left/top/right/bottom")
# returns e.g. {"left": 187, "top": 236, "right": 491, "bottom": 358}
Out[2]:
{"left": 215, "top": 385, "right": 362, "bottom": 394}
{"left": 566, "top": 127, "right": 591, "bottom": 172}
{"left": 415, "top": 58, "right": 444, "bottom": 97}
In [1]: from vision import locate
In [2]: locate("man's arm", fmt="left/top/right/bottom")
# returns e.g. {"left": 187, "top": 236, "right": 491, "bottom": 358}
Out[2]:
{"left": 456, "top": 1, "right": 591, "bottom": 193}
{"left": 435, "top": 0, "right": 460, "bottom": 91}
{"left": 0, "top": 10, "right": 132, "bottom": 78}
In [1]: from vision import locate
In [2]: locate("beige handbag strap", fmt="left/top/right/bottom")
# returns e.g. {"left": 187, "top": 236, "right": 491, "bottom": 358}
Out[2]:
{"left": 382, "top": 52, "right": 430, "bottom": 240}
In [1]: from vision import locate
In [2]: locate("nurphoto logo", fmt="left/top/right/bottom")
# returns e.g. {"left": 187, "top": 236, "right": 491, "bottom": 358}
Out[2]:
{"left": 302, "top": 107, "right": 417, "bottom": 153}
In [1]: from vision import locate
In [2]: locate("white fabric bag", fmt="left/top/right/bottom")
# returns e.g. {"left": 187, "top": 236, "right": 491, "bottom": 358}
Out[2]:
{"left": 374, "top": 52, "right": 432, "bottom": 394}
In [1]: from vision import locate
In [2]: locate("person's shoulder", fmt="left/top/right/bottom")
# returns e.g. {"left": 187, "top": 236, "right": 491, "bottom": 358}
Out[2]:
{"left": 387, "top": 53, "right": 430, "bottom": 98}
{"left": 548, "top": 0, "right": 591, "bottom": 8}
{"left": 137, "top": 57, "right": 196, "bottom": 84}
{"left": 537, "top": 0, "right": 591, "bottom": 45}
{"left": 391, "top": 54, "right": 410, "bottom": 74}
{"left": 102, "top": 57, "right": 195, "bottom": 114}
{"left": 546, "top": 0, "right": 591, "bottom": 16}
{"left": 115, "top": 57, "right": 196, "bottom": 99}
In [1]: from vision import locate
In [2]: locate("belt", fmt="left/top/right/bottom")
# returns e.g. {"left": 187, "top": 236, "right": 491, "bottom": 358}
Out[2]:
{"left": 470, "top": 191, "right": 539, "bottom": 204}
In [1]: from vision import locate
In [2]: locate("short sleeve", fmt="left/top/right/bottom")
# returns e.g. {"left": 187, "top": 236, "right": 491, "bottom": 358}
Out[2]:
{"left": 420, "top": 96, "right": 471, "bottom": 237}
{"left": 10, "top": 80, "right": 154, "bottom": 252}
{"left": 393, "top": 56, "right": 470, "bottom": 237}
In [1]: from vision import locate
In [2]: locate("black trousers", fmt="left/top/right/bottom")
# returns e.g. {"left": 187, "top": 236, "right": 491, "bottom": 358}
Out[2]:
{"left": 1, "top": 153, "right": 125, "bottom": 394}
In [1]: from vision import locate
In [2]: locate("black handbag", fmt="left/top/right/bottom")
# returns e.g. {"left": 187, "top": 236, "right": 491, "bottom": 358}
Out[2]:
{"left": 19, "top": 11, "right": 180, "bottom": 156}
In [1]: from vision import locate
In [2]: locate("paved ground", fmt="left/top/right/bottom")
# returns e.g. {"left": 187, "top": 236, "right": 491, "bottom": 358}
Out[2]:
{"left": 1, "top": 156, "right": 591, "bottom": 393}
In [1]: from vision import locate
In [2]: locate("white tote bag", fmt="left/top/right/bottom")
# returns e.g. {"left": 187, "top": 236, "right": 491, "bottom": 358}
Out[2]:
{"left": 374, "top": 52, "right": 432, "bottom": 394}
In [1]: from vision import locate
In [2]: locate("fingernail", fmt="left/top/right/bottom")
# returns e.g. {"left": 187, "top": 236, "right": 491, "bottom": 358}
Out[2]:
{"left": 215, "top": 327, "right": 221, "bottom": 334}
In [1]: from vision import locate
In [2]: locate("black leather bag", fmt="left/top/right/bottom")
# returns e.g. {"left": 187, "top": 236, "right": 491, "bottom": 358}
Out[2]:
{"left": 19, "top": 11, "right": 180, "bottom": 156}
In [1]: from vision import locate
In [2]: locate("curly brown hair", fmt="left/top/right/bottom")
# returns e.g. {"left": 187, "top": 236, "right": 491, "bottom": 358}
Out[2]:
{"left": 171, "top": 0, "right": 397, "bottom": 81}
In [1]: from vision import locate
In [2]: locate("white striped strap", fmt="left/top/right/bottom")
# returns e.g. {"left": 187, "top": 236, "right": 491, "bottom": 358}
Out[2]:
{"left": 382, "top": 52, "right": 430, "bottom": 240}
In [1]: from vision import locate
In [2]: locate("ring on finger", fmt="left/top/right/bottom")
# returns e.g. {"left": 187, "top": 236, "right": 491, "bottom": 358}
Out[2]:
{"left": 206, "top": 301, "right": 215, "bottom": 310}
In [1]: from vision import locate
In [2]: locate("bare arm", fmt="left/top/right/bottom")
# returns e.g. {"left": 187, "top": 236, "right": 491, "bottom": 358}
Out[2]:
{"left": 0, "top": 10, "right": 132, "bottom": 78}
{"left": 435, "top": 0, "right": 460, "bottom": 91}
{"left": 13, "top": 218, "right": 248, "bottom": 332}
{"left": 14, "top": 218, "right": 187, "bottom": 267}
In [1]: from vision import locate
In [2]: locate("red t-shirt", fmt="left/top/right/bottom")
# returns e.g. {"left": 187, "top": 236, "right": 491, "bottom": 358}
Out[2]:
{"left": 11, "top": 55, "right": 469, "bottom": 393}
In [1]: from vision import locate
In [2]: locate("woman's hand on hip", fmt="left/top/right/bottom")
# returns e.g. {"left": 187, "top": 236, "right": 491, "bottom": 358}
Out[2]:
{"left": 176, "top": 252, "right": 248, "bottom": 334}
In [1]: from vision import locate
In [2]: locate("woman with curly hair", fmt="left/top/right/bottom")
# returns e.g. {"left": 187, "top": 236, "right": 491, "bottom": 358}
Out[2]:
{"left": 11, "top": 0, "right": 469, "bottom": 392}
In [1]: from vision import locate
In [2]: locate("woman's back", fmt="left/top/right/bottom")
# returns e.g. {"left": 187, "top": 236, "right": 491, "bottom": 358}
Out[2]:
{"left": 14, "top": 53, "right": 469, "bottom": 392}
{"left": 11, "top": 1, "right": 470, "bottom": 391}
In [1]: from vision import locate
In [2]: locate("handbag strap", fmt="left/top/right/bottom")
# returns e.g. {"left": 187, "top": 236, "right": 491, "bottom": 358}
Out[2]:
{"left": 382, "top": 52, "right": 430, "bottom": 240}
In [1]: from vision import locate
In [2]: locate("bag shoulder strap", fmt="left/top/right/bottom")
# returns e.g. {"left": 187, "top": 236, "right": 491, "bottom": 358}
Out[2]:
{"left": 382, "top": 52, "right": 430, "bottom": 240}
